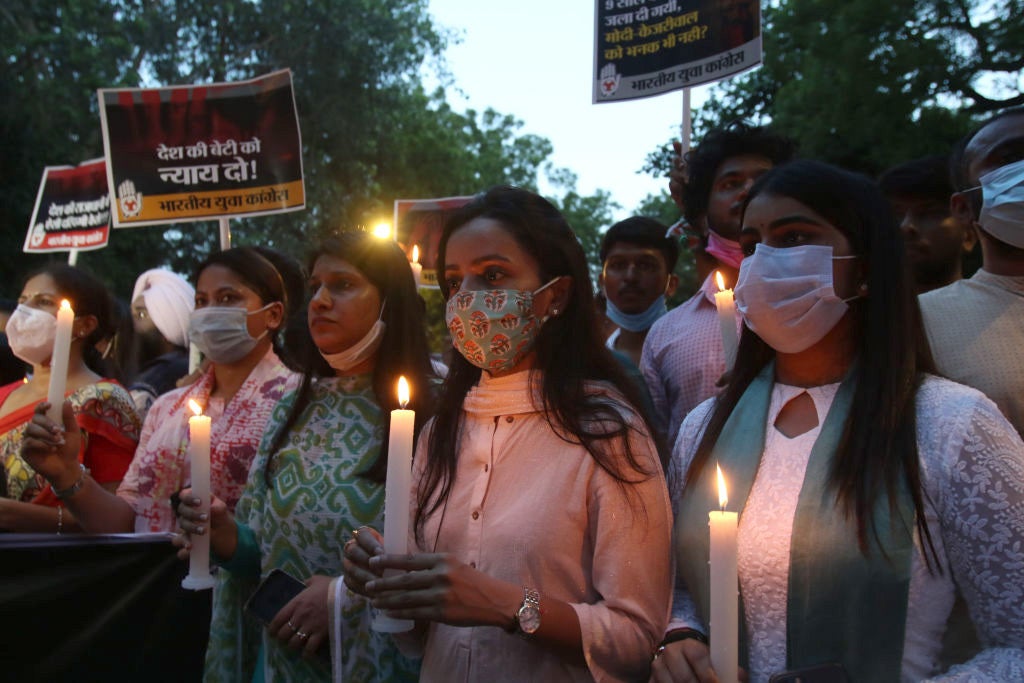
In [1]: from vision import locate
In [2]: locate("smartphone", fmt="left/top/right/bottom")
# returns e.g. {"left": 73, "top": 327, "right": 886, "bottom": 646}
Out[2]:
{"left": 244, "top": 568, "right": 306, "bottom": 626}
{"left": 768, "top": 663, "right": 850, "bottom": 683}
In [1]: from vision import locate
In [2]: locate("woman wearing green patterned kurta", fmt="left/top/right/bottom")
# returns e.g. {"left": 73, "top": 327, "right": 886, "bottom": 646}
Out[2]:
{"left": 178, "top": 233, "right": 435, "bottom": 682}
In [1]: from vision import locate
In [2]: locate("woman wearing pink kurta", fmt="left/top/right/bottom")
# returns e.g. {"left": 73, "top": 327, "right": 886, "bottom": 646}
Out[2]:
{"left": 22, "top": 247, "right": 301, "bottom": 533}
{"left": 344, "top": 186, "right": 672, "bottom": 681}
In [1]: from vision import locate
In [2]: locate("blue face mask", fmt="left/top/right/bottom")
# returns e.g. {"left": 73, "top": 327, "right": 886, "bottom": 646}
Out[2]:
{"left": 605, "top": 294, "right": 667, "bottom": 332}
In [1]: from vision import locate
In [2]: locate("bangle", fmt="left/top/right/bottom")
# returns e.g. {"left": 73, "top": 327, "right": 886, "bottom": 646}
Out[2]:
{"left": 53, "top": 463, "right": 89, "bottom": 500}
{"left": 56, "top": 505, "right": 63, "bottom": 535}
{"left": 659, "top": 628, "right": 708, "bottom": 648}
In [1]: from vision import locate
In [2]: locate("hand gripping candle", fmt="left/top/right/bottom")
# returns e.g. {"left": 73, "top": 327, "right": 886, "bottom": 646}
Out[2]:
{"left": 372, "top": 376, "right": 415, "bottom": 632}
{"left": 182, "top": 399, "right": 216, "bottom": 590}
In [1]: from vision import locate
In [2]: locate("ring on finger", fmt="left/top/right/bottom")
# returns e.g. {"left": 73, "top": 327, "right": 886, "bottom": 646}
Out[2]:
{"left": 651, "top": 645, "right": 666, "bottom": 662}
{"left": 287, "top": 619, "right": 299, "bottom": 635}
{"left": 296, "top": 630, "right": 309, "bottom": 640}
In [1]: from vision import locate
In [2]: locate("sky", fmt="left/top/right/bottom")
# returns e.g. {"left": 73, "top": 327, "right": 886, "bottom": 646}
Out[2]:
{"left": 426, "top": 0, "right": 709, "bottom": 220}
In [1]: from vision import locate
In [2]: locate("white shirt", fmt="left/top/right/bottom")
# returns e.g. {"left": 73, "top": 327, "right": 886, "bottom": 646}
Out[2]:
{"left": 668, "top": 375, "right": 1024, "bottom": 682}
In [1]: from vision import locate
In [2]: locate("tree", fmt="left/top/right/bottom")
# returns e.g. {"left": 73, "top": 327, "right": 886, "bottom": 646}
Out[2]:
{"left": 0, "top": 0, "right": 596, "bottom": 302}
{"left": 643, "top": 0, "right": 1021, "bottom": 177}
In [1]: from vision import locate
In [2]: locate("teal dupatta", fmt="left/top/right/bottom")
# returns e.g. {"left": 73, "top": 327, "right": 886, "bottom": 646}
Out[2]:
{"left": 675, "top": 363, "right": 916, "bottom": 682}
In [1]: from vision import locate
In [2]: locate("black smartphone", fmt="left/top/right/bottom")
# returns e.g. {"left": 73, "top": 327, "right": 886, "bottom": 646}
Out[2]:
{"left": 768, "top": 663, "right": 850, "bottom": 683}
{"left": 244, "top": 568, "right": 306, "bottom": 626}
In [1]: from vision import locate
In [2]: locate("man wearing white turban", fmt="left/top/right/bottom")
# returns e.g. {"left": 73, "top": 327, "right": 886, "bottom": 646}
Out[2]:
{"left": 129, "top": 269, "right": 194, "bottom": 419}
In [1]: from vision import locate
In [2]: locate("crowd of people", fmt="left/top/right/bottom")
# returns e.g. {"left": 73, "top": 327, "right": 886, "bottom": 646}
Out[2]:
{"left": 2, "top": 107, "right": 1023, "bottom": 682}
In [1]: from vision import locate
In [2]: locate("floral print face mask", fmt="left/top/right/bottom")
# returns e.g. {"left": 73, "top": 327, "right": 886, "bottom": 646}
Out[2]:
{"left": 445, "top": 278, "right": 560, "bottom": 373}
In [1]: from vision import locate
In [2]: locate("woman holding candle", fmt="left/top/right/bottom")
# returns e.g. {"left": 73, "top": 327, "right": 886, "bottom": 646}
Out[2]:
{"left": 0, "top": 265, "right": 140, "bottom": 532}
{"left": 21, "top": 247, "right": 303, "bottom": 534}
{"left": 343, "top": 186, "right": 673, "bottom": 682}
{"left": 654, "top": 161, "right": 1024, "bottom": 682}
{"left": 176, "top": 232, "right": 434, "bottom": 682}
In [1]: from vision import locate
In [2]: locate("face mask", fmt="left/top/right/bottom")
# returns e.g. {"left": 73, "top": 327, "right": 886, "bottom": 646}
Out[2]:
{"left": 705, "top": 231, "right": 745, "bottom": 270}
{"left": 735, "top": 244, "right": 859, "bottom": 354}
{"left": 605, "top": 294, "right": 667, "bottom": 332}
{"left": 320, "top": 302, "right": 387, "bottom": 372}
{"left": 446, "top": 278, "right": 560, "bottom": 373}
{"left": 977, "top": 159, "right": 1024, "bottom": 248}
{"left": 6, "top": 304, "right": 58, "bottom": 366}
{"left": 188, "top": 303, "right": 275, "bottom": 364}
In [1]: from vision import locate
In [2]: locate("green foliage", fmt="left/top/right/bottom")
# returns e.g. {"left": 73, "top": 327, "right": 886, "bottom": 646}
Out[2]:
{"left": 1, "top": 0, "right": 611, "bottom": 306}
{"left": 642, "top": 0, "right": 1021, "bottom": 178}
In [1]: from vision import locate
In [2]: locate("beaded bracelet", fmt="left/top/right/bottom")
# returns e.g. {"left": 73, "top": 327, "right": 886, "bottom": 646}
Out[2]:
{"left": 56, "top": 505, "right": 63, "bottom": 535}
{"left": 53, "top": 463, "right": 89, "bottom": 500}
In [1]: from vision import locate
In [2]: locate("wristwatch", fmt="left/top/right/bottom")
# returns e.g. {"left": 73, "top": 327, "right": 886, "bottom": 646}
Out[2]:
{"left": 513, "top": 587, "right": 541, "bottom": 636}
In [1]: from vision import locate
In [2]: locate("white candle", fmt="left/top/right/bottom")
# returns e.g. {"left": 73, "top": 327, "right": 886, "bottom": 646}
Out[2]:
{"left": 182, "top": 399, "right": 216, "bottom": 590}
{"left": 188, "top": 342, "right": 201, "bottom": 374}
{"left": 410, "top": 245, "right": 423, "bottom": 288}
{"left": 45, "top": 300, "right": 74, "bottom": 423}
{"left": 373, "top": 376, "right": 415, "bottom": 633}
{"left": 709, "top": 463, "right": 738, "bottom": 683}
{"left": 714, "top": 271, "right": 739, "bottom": 370}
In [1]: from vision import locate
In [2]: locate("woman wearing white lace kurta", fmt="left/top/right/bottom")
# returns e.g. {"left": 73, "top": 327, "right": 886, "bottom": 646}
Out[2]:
{"left": 653, "top": 161, "right": 1024, "bottom": 683}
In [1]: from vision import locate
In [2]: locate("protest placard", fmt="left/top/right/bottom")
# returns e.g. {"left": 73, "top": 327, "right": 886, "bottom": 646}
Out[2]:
{"left": 394, "top": 196, "right": 475, "bottom": 288}
{"left": 24, "top": 158, "right": 110, "bottom": 253}
{"left": 593, "top": 0, "right": 762, "bottom": 102}
{"left": 98, "top": 69, "right": 305, "bottom": 227}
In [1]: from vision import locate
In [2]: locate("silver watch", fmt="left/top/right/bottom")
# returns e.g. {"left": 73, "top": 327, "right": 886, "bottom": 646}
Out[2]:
{"left": 514, "top": 587, "right": 541, "bottom": 636}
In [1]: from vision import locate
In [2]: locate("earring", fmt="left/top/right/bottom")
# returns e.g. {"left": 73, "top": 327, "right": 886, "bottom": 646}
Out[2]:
{"left": 858, "top": 283, "right": 869, "bottom": 295}
{"left": 551, "top": 308, "right": 559, "bottom": 316}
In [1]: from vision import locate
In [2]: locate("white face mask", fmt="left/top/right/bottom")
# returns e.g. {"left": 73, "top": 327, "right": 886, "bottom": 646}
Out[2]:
{"left": 5, "top": 304, "right": 58, "bottom": 366}
{"left": 319, "top": 303, "right": 387, "bottom": 372}
{"left": 977, "top": 158, "right": 1024, "bottom": 248}
{"left": 188, "top": 304, "right": 275, "bottom": 364}
{"left": 735, "top": 244, "right": 859, "bottom": 354}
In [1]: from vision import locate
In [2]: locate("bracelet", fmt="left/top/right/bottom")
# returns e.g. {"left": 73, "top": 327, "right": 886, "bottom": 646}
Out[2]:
{"left": 660, "top": 628, "right": 709, "bottom": 648}
{"left": 653, "top": 628, "right": 709, "bottom": 662}
{"left": 53, "top": 463, "right": 89, "bottom": 500}
{"left": 56, "top": 505, "right": 63, "bottom": 535}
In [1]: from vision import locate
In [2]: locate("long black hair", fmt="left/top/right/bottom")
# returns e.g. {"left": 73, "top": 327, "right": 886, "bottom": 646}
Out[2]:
{"left": 263, "top": 232, "right": 436, "bottom": 486}
{"left": 687, "top": 160, "right": 939, "bottom": 563}
{"left": 415, "top": 186, "right": 662, "bottom": 543}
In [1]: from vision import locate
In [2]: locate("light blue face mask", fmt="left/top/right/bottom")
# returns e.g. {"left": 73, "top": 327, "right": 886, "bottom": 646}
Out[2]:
{"left": 605, "top": 294, "right": 668, "bottom": 332}
{"left": 976, "top": 158, "right": 1024, "bottom": 248}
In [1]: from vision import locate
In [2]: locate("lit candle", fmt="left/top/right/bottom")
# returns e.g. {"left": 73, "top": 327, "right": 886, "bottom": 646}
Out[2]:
{"left": 373, "top": 376, "right": 415, "bottom": 633}
{"left": 714, "top": 271, "right": 739, "bottom": 370}
{"left": 410, "top": 245, "right": 423, "bottom": 288}
{"left": 182, "top": 399, "right": 216, "bottom": 590}
{"left": 709, "top": 463, "right": 738, "bottom": 683}
{"left": 45, "top": 300, "right": 74, "bottom": 423}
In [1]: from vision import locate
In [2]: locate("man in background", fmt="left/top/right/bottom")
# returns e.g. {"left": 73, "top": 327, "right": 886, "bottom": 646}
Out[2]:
{"left": 642, "top": 123, "right": 796, "bottom": 446}
{"left": 919, "top": 108, "right": 1024, "bottom": 436}
{"left": 599, "top": 216, "right": 679, "bottom": 367}
{"left": 879, "top": 155, "right": 977, "bottom": 293}
{"left": 128, "top": 269, "right": 194, "bottom": 420}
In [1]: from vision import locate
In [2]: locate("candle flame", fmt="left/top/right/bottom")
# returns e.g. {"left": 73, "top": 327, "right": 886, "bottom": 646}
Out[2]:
{"left": 397, "top": 375, "right": 410, "bottom": 409}
{"left": 715, "top": 271, "right": 726, "bottom": 291}
{"left": 411, "top": 245, "right": 419, "bottom": 264}
{"left": 716, "top": 463, "right": 729, "bottom": 510}
{"left": 59, "top": 299, "right": 72, "bottom": 312}
{"left": 188, "top": 399, "right": 203, "bottom": 416}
